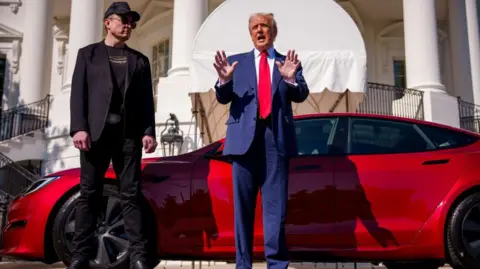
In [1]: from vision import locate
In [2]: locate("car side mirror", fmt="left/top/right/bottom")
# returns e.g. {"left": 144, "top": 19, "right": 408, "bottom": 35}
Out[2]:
{"left": 204, "top": 152, "right": 232, "bottom": 164}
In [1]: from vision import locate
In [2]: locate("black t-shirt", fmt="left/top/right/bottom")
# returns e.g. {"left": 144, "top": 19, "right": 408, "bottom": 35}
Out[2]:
{"left": 106, "top": 45, "right": 127, "bottom": 115}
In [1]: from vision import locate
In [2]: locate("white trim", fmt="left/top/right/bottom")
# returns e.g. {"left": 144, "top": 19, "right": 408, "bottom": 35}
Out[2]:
{"left": 0, "top": 23, "right": 22, "bottom": 74}
{"left": 0, "top": 0, "right": 21, "bottom": 14}
{"left": 53, "top": 21, "right": 69, "bottom": 75}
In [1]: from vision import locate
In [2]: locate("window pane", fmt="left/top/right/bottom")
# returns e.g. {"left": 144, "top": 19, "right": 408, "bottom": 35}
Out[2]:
{"left": 295, "top": 118, "right": 337, "bottom": 155}
{"left": 165, "top": 40, "right": 170, "bottom": 54}
{"left": 393, "top": 60, "right": 406, "bottom": 88}
{"left": 152, "top": 46, "right": 157, "bottom": 62}
{"left": 0, "top": 58, "right": 5, "bottom": 103}
{"left": 158, "top": 43, "right": 165, "bottom": 55}
{"left": 163, "top": 56, "right": 169, "bottom": 76}
{"left": 418, "top": 124, "right": 479, "bottom": 149}
{"left": 349, "top": 118, "right": 431, "bottom": 154}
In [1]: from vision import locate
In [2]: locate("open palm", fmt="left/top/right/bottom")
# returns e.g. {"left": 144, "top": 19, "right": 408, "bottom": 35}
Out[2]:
{"left": 275, "top": 49, "right": 301, "bottom": 81}
{"left": 213, "top": 50, "right": 238, "bottom": 82}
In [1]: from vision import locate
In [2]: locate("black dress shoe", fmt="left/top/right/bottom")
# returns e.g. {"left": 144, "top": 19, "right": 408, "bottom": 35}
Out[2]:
{"left": 131, "top": 260, "right": 152, "bottom": 269}
{"left": 67, "top": 259, "right": 89, "bottom": 269}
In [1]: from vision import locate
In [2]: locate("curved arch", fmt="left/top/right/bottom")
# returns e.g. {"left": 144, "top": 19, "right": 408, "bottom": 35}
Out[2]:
{"left": 338, "top": 1, "right": 365, "bottom": 34}
{"left": 377, "top": 21, "right": 447, "bottom": 41}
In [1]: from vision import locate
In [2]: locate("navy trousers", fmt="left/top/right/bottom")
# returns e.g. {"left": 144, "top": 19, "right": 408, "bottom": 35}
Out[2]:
{"left": 230, "top": 118, "right": 289, "bottom": 269}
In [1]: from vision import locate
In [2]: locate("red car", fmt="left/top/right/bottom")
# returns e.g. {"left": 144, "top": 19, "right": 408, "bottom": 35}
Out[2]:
{"left": 2, "top": 113, "right": 480, "bottom": 269}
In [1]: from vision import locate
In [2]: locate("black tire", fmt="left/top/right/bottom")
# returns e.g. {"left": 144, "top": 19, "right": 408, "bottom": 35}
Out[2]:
{"left": 51, "top": 183, "right": 158, "bottom": 269}
{"left": 446, "top": 192, "right": 480, "bottom": 269}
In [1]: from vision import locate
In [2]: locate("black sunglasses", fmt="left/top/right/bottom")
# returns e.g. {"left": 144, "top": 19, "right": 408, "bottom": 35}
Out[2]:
{"left": 111, "top": 15, "right": 137, "bottom": 29}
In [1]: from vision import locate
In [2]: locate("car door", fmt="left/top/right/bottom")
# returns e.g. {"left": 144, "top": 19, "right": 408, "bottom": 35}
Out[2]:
{"left": 189, "top": 142, "right": 239, "bottom": 255}
{"left": 189, "top": 116, "right": 340, "bottom": 253}
{"left": 140, "top": 157, "right": 195, "bottom": 255}
{"left": 285, "top": 117, "right": 338, "bottom": 250}
{"left": 334, "top": 116, "right": 469, "bottom": 250}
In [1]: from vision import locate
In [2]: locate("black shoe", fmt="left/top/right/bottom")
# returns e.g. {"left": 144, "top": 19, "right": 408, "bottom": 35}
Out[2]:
{"left": 131, "top": 260, "right": 152, "bottom": 269}
{"left": 67, "top": 259, "right": 89, "bottom": 269}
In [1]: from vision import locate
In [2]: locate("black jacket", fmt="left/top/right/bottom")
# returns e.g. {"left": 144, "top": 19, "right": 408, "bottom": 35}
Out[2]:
{"left": 69, "top": 41, "right": 156, "bottom": 141}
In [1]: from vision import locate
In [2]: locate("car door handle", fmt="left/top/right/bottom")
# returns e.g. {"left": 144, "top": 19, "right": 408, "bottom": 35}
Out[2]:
{"left": 294, "top": 164, "right": 321, "bottom": 171}
{"left": 422, "top": 159, "right": 450, "bottom": 165}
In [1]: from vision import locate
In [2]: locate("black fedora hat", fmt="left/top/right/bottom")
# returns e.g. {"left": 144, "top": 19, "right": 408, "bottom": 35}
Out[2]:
{"left": 104, "top": 2, "right": 141, "bottom": 22}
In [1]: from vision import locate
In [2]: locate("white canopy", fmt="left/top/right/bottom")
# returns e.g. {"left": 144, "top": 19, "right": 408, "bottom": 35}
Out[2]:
{"left": 189, "top": 0, "right": 367, "bottom": 144}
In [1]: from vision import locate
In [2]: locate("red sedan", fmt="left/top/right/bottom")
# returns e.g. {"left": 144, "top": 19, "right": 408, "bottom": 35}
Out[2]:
{"left": 1, "top": 113, "right": 480, "bottom": 269}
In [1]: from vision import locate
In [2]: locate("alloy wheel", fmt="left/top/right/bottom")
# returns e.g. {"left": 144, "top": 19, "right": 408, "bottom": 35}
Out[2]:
{"left": 461, "top": 202, "right": 480, "bottom": 263}
{"left": 63, "top": 195, "right": 129, "bottom": 266}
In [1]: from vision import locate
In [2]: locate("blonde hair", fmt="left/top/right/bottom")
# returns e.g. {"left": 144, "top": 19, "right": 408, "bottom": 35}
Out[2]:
{"left": 248, "top": 12, "right": 277, "bottom": 33}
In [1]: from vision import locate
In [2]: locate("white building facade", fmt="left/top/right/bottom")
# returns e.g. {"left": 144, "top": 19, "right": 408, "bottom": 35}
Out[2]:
{"left": 0, "top": 0, "right": 479, "bottom": 176}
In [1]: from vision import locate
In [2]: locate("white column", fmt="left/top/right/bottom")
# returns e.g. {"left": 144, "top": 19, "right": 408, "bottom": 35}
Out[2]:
{"left": 466, "top": 0, "right": 480, "bottom": 104}
{"left": 448, "top": 0, "right": 474, "bottom": 102}
{"left": 403, "top": 0, "right": 461, "bottom": 128}
{"left": 20, "top": 0, "right": 53, "bottom": 104}
{"left": 403, "top": 0, "right": 444, "bottom": 92}
{"left": 63, "top": 0, "right": 104, "bottom": 90}
{"left": 168, "top": 0, "right": 208, "bottom": 76}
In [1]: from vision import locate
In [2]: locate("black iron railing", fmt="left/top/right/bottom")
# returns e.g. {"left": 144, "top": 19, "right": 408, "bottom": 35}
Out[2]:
{"left": 0, "top": 95, "right": 51, "bottom": 141}
{"left": 457, "top": 97, "right": 480, "bottom": 133}
{"left": 0, "top": 151, "right": 39, "bottom": 248}
{"left": 0, "top": 151, "right": 38, "bottom": 200}
{"left": 358, "top": 83, "right": 424, "bottom": 120}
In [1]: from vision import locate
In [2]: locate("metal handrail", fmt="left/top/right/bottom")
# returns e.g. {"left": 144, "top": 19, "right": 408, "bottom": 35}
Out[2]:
{"left": 0, "top": 151, "right": 39, "bottom": 200}
{"left": 0, "top": 95, "right": 51, "bottom": 141}
{"left": 457, "top": 97, "right": 480, "bottom": 133}
{"left": 358, "top": 83, "right": 425, "bottom": 120}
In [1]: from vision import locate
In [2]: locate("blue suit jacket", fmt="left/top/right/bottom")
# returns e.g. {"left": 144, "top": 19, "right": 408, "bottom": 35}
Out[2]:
{"left": 215, "top": 49, "right": 310, "bottom": 157}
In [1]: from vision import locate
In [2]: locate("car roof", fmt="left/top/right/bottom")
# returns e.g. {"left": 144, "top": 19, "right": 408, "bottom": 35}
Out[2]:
{"left": 293, "top": 112, "right": 480, "bottom": 137}
{"left": 212, "top": 113, "right": 480, "bottom": 145}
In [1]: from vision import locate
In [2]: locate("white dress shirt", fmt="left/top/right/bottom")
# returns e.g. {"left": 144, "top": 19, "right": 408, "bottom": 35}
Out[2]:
{"left": 254, "top": 47, "right": 275, "bottom": 83}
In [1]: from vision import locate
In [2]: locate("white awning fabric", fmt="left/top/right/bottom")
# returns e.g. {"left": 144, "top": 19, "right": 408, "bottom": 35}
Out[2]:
{"left": 189, "top": 0, "right": 367, "bottom": 144}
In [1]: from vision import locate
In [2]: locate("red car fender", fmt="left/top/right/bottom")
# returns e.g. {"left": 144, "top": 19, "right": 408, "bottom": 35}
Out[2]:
{"left": 411, "top": 153, "right": 480, "bottom": 258}
{"left": 3, "top": 175, "right": 80, "bottom": 259}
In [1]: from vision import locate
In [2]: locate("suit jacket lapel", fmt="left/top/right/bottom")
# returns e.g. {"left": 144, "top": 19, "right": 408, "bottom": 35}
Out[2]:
{"left": 98, "top": 41, "right": 113, "bottom": 88}
{"left": 272, "top": 50, "right": 283, "bottom": 95}
{"left": 125, "top": 45, "right": 137, "bottom": 94}
{"left": 246, "top": 50, "right": 257, "bottom": 96}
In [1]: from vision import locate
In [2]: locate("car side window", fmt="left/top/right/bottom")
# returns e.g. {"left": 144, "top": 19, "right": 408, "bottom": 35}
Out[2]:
{"left": 295, "top": 118, "right": 337, "bottom": 156}
{"left": 417, "top": 124, "right": 479, "bottom": 149}
{"left": 348, "top": 118, "right": 433, "bottom": 154}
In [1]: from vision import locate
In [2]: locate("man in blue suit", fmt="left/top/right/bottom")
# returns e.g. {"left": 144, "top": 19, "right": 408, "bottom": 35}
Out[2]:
{"left": 213, "top": 12, "right": 310, "bottom": 269}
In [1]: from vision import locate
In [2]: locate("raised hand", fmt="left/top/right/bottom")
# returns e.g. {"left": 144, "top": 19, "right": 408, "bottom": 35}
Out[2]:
{"left": 275, "top": 49, "right": 301, "bottom": 82}
{"left": 213, "top": 50, "right": 238, "bottom": 83}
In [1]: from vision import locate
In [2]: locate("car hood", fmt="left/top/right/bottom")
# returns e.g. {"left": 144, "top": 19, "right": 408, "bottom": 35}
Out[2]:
{"left": 43, "top": 153, "right": 199, "bottom": 180}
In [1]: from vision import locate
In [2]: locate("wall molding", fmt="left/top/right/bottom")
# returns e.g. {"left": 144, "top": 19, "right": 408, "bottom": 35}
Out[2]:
{"left": 0, "top": 0, "right": 22, "bottom": 14}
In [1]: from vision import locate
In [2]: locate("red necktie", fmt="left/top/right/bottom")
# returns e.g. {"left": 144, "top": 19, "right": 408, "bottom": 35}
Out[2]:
{"left": 258, "top": 51, "right": 271, "bottom": 118}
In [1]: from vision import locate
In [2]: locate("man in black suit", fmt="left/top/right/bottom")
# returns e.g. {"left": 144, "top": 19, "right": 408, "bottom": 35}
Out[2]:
{"left": 68, "top": 2, "right": 157, "bottom": 269}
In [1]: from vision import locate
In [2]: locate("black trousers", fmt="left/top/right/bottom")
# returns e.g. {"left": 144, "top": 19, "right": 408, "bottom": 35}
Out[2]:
{"left": 72, "top": 122, "right": 150, "bottom": 263}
